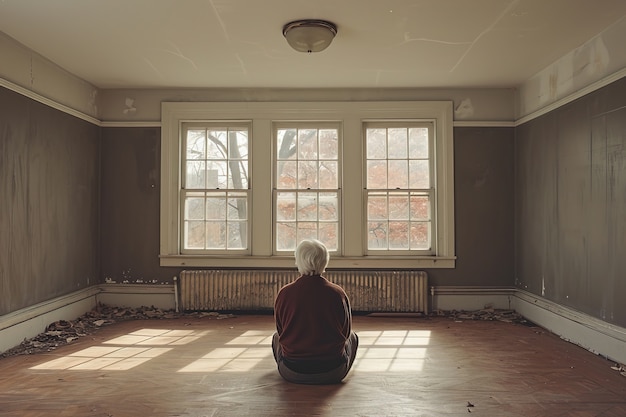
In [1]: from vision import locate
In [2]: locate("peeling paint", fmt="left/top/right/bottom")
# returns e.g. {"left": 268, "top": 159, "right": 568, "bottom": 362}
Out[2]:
{"left": 454, "top": 98, "right": 474, "bottom": 119}
{"left": 123, "top": 97, "right": 136, "bottom": 115}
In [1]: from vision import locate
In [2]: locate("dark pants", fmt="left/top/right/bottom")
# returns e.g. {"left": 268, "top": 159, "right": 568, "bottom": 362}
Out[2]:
{"left": 272, "top": 332, "right": 359, "bottom": 384}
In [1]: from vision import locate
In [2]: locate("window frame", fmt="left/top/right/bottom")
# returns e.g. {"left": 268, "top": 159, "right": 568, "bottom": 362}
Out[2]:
{"left": 160, "top": 101, "right": 455, "bottom": 268}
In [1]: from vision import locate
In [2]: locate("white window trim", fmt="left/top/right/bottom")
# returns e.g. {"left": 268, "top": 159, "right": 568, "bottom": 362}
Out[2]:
{"left": 160, "top": 101, "right": 455, "bottom": 268}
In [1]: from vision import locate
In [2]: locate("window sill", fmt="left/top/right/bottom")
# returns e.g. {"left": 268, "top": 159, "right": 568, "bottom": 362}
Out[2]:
{"left": 159, "top": 255, "right": 456, "bottom": 269}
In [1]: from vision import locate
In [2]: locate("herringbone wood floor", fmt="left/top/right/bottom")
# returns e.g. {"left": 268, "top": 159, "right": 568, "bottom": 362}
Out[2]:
{"left": 0, "top": 315, "right": 625, "bottom": 417}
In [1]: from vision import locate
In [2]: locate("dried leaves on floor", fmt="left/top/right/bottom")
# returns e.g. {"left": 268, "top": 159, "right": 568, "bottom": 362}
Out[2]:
{"left": 0, "top": 304, "right": 235, "bottom": 359}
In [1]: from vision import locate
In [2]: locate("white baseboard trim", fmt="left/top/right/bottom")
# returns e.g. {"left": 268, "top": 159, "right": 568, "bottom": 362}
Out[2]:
{"left": 0, "top": 287, "right": 100, "bottom": 354}
{"left": 2, "top": 285, "right": 625, "bottom": 366}
{"left": 96, "top": 284, "right": 176, "bottom": 311}
{"left": 432, "top": 286, "right": 516, "bottom": 312}
{"left": 512, "top": 290, "right": 626, "bottom": 365}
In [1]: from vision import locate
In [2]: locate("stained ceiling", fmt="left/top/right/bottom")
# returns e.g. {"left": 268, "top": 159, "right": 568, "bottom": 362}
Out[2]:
{"left": 1, "top": 0, "right": 626, "bottom": 90}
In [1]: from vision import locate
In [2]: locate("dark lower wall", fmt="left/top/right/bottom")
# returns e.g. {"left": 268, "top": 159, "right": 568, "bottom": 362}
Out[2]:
{"left": 430, "top": 127, "right": 515, "bottom": 287}
{"left": 515, "top": 77, "right": 626, "bottom": 328}
{"left": 99, "top": 128, "right": 177, "bottom": 283}
{"left": 99, "top": 126, "right": 515, "bottom": 288}
{"left": 0, "top": 87, "right": 100, "bottom": 316}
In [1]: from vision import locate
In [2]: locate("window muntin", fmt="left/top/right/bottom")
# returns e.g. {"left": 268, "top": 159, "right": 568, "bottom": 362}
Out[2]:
{"left": 274, "top": 124, "right": 340, "bottom": 253}
{"left": 365, "top": 123, "right": 434, "bottom": 254}
{"left": 181, "top": 123, "right": 250, "bottom": 253}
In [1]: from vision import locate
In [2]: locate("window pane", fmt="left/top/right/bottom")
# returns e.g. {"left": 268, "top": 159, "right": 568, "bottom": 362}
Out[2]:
{"left": 367, "top": 160, "right": 387, "bottom": 188}
{"left": 276, "top": 222, "right": 296, "bottom": 251}
{"left": 206, "top": 161, "right": 226, "bottom": 189}
{"left": 388, "top": 160, "right": 408, "bottom": 189}
{"left": 277, "top": 129, "right": 297, "bottom": 160}
{"left": 185, "top": 221, "right": 205, "bottom": 249}
{"left": 410, "top": 222, "right": 430, "bottom": 250}
{"left": 319, "top": 161, "right": 338, "bottom": 189}
{"left": 186, "top": 130, "right": 206, "bottom": 159}
{"left": 319, "top": 129, "right": 338, "bottom": 159}
{"left": 185, "top": 196, "right": 205, "bottom": 220}
{"left": 319, "top": 223, "right": 338, "bottom": 251}
{"left": 206, "top": 222, "right": 226, "bottom": 248}
{"left": 366, "top": 128, "right": 387, "bottom": 159}
{"left": 389, "top": 222, "right": 409, "bottom": 249}
{"left": 228, "top": 160, "right": 248, "bottom": 189}
{"left": 297, "top": 222, "right": 318, "bottom": 242}
{"left": 389, "top": 194, "right": 409, "bottom": 220}
{"left": 227, "top": 221, "right": 246, "bottom": 249}
{"left": 185, "top": 161, "right": 206, "bottom": 189}
{"left": 206, "top": 195, "right": 226, "bottom": 220}
{"left": 410, "top": 195, "right": 430, "bottom": 220}
{"left": 297, "top": 192, "right": 318, "bottom": 221}
{"left": 318, "top": 193, "right": 338, "bottom": 221}
{"left": 368, "top": 222, "right": 388, "bottom": 249}
{"left": 298, "top": 161, "right": 318, "bottom": 189}
{"left": 228, "top": 129, "right": 248, "bottom": 160}
{"left": 409, "top": 127, "right": 429, "bottom": 158}
{"left": 298, "top": 129, "right": 318, "bottom": 159}
{"left": 409, "top": 160, "right": 430, "bottom": 189}
{"left": 367, "top": 195, "right": 388, "bottom": 220}
{"left": 206, "top": 129, "right": 227, "bottom": 159}
{"left": 276, "top": 192, "right": 296, "bottom": 221}
{"left": 388, "top": 128, "right": 408, "bottom": 159}
{"left": 277, "top": 161, "right": 297, "bottom": 189}
{"left": 227, "top": 195, "right": 247, "bottom": 220}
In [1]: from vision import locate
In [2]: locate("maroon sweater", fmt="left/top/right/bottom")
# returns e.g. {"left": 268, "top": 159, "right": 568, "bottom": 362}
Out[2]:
{"left": 274, "top": 275, "right": 352, "bottom": 361}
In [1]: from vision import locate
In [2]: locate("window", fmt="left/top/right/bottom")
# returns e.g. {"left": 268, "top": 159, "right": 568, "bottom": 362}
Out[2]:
{"left": 161, "top": 101, "right": 454, "bottom": 268}
{"left": 274, "top": 124, "right": 340, "bottom": 253}
{"left": 181, "top": 123, "right": 249, "bottom": 253}
{"left": 365, "top": 123, "right": 433, "bottom": 254}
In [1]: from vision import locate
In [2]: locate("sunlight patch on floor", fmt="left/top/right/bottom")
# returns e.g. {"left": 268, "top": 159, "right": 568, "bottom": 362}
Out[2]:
{"left": 29, "top": 327, "right": 431, "bottom": 373}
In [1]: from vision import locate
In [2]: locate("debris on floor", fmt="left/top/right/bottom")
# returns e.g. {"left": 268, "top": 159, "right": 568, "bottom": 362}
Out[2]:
{"left": 433, "top": 307, "right": 531, "bottom": 325}
{"left": 0, "top": 304, "right": 235, "bottom": 359}
{"left": 610, "top": 363, "right": 626, "bottom": 377}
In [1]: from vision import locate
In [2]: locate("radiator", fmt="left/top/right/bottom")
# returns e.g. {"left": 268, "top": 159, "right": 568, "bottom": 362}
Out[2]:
{"left": 178, "top": 269, "right": 428, "bottom": 313}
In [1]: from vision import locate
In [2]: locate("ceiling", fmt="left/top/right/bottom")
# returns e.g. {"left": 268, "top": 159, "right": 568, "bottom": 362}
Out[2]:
{"left": 1, "top": 0, "right": 626, "bottom": 90}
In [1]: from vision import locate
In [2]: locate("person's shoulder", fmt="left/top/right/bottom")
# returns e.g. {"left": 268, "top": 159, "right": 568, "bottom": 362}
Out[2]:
{"left": 324, "top": 278, "right": 348, "bottom": 294}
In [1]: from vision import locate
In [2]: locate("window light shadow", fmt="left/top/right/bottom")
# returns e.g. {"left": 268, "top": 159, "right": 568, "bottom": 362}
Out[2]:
{"left": 29, "top": 328, "right": 431, "bottom": 374}
{"left": 178, "top": 330, "right": 274, "bottom": 373}
{"left": 29, "top": 328, "right": 210, "bottom": 371}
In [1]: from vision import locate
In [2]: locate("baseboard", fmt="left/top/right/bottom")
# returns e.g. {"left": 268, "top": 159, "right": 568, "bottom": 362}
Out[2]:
{"left": 512, "top": 290, "right": 626, "bottom": 365}
{"left": 2, "top": 285, "right": 625, "bottom": 366}
{"left": 431, "top": 286, "right": 516, "bottom": 312}
{"left": 96, "top": 284, "right": 176, "bottom": 311}
{"left": 0, "top": 287, "right": 100, "bottom": 354}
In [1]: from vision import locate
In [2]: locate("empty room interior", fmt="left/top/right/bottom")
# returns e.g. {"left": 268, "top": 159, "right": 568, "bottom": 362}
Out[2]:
{"left": 1, "top": 1, "right": 626, "bottom": 416}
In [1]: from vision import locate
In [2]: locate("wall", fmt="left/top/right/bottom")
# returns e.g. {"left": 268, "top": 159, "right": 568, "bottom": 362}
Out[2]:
{"left": 99, "top": 125, "right": 515, "bottom": 288}
{"left": 0, "top": 87, "right": 100, "bottom": 316}
{"left": 100, "top": 127, "right": 180, "bottom": 284}
{"left": 431, "top": 127, "right": 514, "bottom": 287}
{"left": 515, "top": 76, "right": 626, "bottom": 328}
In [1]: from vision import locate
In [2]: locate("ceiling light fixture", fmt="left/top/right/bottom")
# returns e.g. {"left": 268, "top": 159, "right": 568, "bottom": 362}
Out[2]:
{"left": 282, "top": 19, "right": 337, "bottom": 53}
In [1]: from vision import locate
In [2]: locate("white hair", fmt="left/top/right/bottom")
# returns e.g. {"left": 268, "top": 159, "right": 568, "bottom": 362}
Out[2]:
{"left": 294, "top": 239, "right": 329, "bottom": 275}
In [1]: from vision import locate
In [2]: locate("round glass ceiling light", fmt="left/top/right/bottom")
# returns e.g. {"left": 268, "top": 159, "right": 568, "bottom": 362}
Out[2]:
{"left": 282, "top": 19, "right": 338, "bottom": 53}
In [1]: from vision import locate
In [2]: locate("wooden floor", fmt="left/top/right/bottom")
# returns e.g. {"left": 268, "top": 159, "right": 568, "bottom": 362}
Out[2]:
{"left": 0, "top": 314, "right": 625, "bottom": 417}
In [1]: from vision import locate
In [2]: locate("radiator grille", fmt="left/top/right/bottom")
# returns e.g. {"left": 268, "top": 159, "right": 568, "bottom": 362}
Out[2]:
{"left": 179, "top": 270, "right": 428, "bottom": 313}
